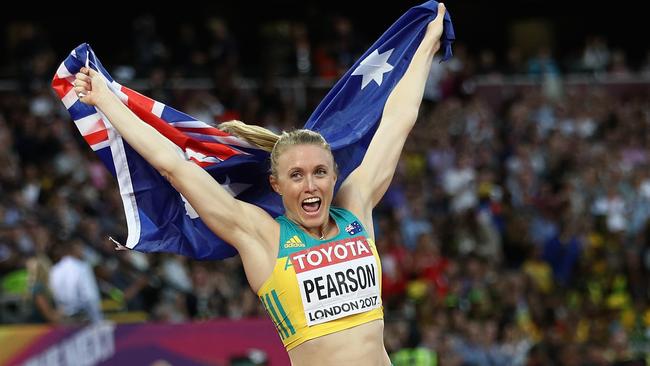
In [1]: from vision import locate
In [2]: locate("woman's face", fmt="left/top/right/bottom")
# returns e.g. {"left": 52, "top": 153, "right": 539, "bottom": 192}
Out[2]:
{"left": 270, "top": 144, "right": 337, "bottom": 230}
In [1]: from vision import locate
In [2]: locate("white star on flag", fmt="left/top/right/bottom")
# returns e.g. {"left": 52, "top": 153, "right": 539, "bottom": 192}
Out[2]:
{"left": 352, "top": 48, "right": 395, "bottom": 89}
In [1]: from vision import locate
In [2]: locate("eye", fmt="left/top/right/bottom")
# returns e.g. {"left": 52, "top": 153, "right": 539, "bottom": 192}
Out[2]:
{"left": 290, "top": 171, "right": 302, "bottom": 180}
{"left": 316, "top": 168, "right": 327, "bottom": 176}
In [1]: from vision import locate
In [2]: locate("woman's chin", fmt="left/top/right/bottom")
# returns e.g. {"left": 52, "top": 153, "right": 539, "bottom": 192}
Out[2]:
{"left": 300, "top": 205, "right": 325, "bottom": 226}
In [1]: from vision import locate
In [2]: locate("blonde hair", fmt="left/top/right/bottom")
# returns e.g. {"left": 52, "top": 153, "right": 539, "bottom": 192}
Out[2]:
{"left": 218, "top": 120, "right": 279, "bottom": 152}
{"left": 26, "top": 255, "right": 53, "bottom": 297}
{"left": 218, "top": 120, "right": 336, "bottom": 177}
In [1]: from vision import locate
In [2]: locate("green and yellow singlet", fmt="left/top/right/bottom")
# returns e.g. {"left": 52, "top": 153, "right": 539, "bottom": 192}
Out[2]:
{"left": 257, "top": 206, "right": 383, "bottom": 350}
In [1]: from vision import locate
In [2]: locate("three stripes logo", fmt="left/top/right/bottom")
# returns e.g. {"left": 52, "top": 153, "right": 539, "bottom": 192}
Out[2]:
{"left": 284, "top": 235, "right": 305, "bottom": 248}
{"left": 261, "top": 290, "right": 296, "bottom": 340}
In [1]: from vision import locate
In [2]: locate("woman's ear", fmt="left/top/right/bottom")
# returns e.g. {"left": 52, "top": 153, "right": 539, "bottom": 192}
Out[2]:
{"left": 269, "top": 175, "right": 281, "bottom": 195}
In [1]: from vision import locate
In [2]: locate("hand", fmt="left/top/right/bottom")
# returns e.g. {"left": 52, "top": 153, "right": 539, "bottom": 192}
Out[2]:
{"left": 73, "top": 67, "right": 111, "bottom": 106}
{"left": 426, "top": 3, "right": 446, "bottom": 51}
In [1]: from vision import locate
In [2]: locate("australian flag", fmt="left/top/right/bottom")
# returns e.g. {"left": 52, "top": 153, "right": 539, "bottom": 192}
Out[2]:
{"left": 345, "top": 221, "right": 363, "bottom": 236}
{"left": 51, "top": 1, "right": 454, "bottom": 260}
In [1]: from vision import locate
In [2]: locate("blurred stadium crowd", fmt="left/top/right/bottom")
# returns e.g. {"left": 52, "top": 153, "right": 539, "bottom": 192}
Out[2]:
{"left": 1, "top": 12, "right": 650, "bottom": 366}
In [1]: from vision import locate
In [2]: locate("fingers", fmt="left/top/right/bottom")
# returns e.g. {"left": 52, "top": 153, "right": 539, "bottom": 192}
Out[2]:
{"left": 77, "top": 67, "right": 103, "bottom": 87}
{"left": 427, "top": 2, "right": 446, "bottom": 30}
{"left": 81, "top": 67, "right": 100, "bottom": 77}
{"left": 74, "top": 66, "right": 107, "bottom": 103}
{"left": 424, "top": 3, "right": 446, "bottom": 49}
{"left": 435, "top": 2, "right": 446, "bottom": 22}
{"left": 73, "top": 83, "right": 89, "bottom": 99}
{"left": 74, "top": 87, "right": 86, "bottom": 99}
{"left": 74, "top": 74, "right": 90, "bottom": 88}
{"left": 74, "top": 71, "right": 92, "bottom": 99}
{"left": 75, "top": 72, "right": 90, "bottom": 84}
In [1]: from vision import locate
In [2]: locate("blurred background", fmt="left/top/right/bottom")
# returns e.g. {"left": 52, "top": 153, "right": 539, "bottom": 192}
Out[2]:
{"left": 0, "top": 1, "right": 649, "bottom": 365}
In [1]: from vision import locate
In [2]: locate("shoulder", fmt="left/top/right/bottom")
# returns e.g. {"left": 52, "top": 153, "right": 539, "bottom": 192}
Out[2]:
{"left": 330, "top": 205, "right": 370, "bottom": 234}
{"left": 331, "top": 197, "right": 373, "bottom": 237}
{"left": 274, "top": 214, "right": 290, "bottom": 225}
{"left": 330, "top": 205, "right": 358, "bottom": 221}
{"left": 274, "top": 214, "right": 295, "bottom": 235}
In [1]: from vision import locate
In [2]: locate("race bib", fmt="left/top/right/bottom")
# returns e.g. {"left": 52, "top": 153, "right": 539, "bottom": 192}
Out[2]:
{"left": 291, "top": 236, "right": 381, "bottom": 326}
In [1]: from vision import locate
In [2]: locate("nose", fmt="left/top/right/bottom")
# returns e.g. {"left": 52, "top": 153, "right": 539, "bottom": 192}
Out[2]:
{"left": 304, "top": 175, "right": 316, "bottom": 192}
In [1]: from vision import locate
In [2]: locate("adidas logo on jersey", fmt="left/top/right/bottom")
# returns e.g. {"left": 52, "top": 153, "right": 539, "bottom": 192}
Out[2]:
{"left": 284, "top": 235, "right": 305, "bottom": 248}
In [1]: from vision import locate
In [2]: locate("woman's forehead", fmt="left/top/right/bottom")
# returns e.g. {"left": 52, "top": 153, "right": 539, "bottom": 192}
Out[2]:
{"left": 277, "top": 144, "right": 333, "bottom": 168}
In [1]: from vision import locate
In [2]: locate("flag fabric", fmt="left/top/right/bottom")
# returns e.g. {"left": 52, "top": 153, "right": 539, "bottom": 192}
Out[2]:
{"left": 51, "top": 0, "right": 454, "bottom": 260}
{"left": 305, "top": 0, "right": 454, "bottom": 187}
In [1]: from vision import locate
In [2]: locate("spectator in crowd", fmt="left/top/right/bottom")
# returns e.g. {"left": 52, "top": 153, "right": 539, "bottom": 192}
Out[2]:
{"left": 49, "top": 238, "right": 103, "bottom": 323}
{"left": 581, "top": 35, "right": 611, "bottom": 73}
{"left": 25, "top": 254, "right": 61, "bottom": 323}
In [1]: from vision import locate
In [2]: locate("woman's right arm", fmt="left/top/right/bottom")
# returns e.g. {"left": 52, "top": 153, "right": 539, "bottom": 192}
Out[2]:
{"left": 73, "top": 69, "right": 279, "bottom": 262}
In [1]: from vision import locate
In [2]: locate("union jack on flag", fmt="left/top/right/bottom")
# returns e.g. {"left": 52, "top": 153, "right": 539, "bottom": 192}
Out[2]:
{"left": 52, "top": 0, "right": 453, "bottom": 260}
{"left": 51, "top": 45, "right": 275, "bottom": 259}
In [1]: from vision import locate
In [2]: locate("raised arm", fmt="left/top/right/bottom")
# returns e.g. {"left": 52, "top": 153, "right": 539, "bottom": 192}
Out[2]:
{"left": 336, "top": 3, "right": 446, "bottom": 223}
{"left": 73, "top": 69, "right": 278, "bottom": 287}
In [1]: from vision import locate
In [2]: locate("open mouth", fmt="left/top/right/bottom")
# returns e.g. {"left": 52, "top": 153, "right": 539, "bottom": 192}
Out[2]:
{"left": 301, "top": 197, "right": 321, "bottom": 213}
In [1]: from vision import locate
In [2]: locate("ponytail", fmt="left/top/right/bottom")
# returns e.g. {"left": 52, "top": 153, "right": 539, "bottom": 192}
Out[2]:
{"left": 218, "top": 120, "right": 280, "bottom": 152}
{"left": 219, "top": 120, "right": 335, "bottom": 177}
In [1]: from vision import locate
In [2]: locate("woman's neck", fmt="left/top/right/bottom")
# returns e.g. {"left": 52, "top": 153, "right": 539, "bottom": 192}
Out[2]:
{"left": 289, "top": 216, "right": 332, "bottom": 240}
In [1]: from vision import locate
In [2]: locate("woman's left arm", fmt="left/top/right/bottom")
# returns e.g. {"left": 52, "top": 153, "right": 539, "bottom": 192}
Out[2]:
{"left": 336, "top": 3, "right": 447, "bottom": 222}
